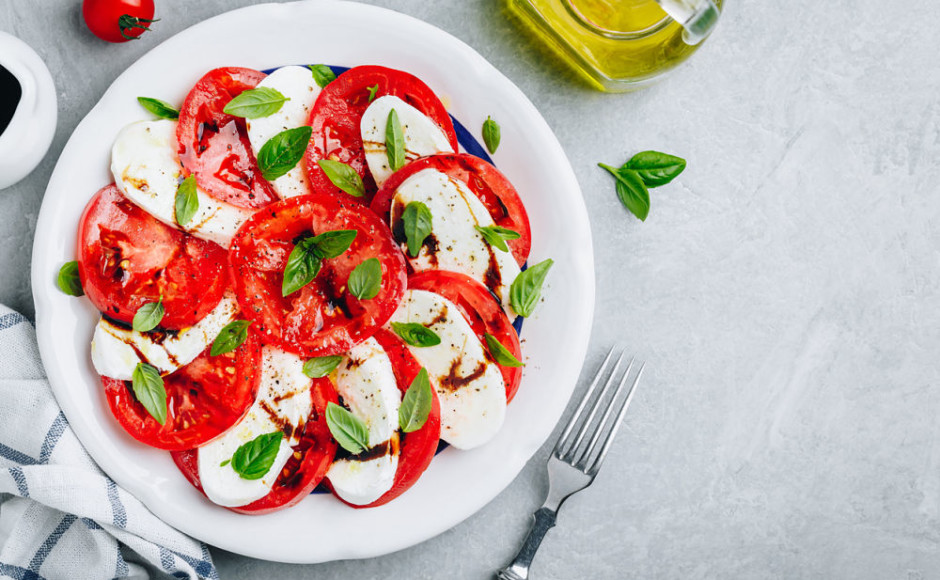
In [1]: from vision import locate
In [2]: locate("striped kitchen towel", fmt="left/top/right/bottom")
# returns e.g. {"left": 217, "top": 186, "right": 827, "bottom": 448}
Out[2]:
{"left": 0, "top": 305, "right": 218, "bottom": 580}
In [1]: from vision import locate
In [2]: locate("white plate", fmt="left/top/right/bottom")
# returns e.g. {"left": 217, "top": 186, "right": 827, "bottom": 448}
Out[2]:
{"left": 31, "top": 0, "right": 594, "bottom": 564}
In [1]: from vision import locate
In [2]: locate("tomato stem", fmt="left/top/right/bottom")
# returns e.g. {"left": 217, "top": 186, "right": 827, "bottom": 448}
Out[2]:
{"left": 118, "top": 14, "right": 159, "bottom": 41}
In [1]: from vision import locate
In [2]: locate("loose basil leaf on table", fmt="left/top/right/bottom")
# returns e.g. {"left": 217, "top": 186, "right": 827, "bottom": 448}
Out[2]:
{"left": 211, "top": 320, "right": 251, "bottom": 356}
{"left": 510, "top": 258, "right": 554, "bottom": 318}
{"left": 348, "top": 258, "right": 382, "bottom": 300}
{"left": 475, "top": 225, "right": 520, "bottom": 252}
{"left": 399, "top": 368, "right": 432, "bottom": 433}
{"left": 317, "top": 159, "right": 365, "bottom": 198}
{"left": 484, "top": 333, "right": 524, "bottom": 368}
{"left": 228, "top": 431, "right": 284, "bottom": 480}
{"left": 303, "top": 355, "right": 344, "bottom": 379}
{"left": 131, "top": 362, "right": 167, "bottom": 425}
{"left": 391, "top": 322, "right": 441, "bottom": 347}
{"left": 132, "top": 297, "right": 164, "bottom": 333}
{"left": 137, "top": 96, "right": 179, "bottom": 120}
{"left": 174, "top": 174, "right": 199, "bottom": 226}
{"left": 222, "top": 87, "right": 289, "bottom": 119}
{"left": 385, "top": 108, "right": 405, "bottom": 172}
{"left": 257, "top": 126, "right": 313, "bottom": 182}
{"left": 326, "top": 402, "right": 370, "bottom": 455}
{"left": 625, "top": 150, "right": 687, "bottom": 187}
{"left": 308, "top": 64, "right": 336, "bottom": 88}
{"left": 482, "top": 116, "right": 501, "bottom": 154}
{"left": 401, "top": 201, "right": 432, "bottom": 258}
{"left": 56, "top": 261, "right": 83, "bottom": 297}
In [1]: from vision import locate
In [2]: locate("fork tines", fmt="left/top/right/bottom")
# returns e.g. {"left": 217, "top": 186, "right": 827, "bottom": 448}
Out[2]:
{"left": 554, "top": 348, "right": 644, "bottom": 476}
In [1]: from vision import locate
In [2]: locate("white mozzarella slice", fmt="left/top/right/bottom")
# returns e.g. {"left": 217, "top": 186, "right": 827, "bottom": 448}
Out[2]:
{"left": 90, "top": 294, "right": 238, "bottom": 381}
{"left": 327, "top": 337, "right": 402, "bottom": 506}
{"left": 246, "top": 66, "right": 319, "bottom": 199}
{"left": 111, "top": 119, "right": 254, "bottom": 248}
{"left": 389, "top": 290, "right": 506, "bottom": 450}
{"left": 360, "top": 95, "right": 454, "bottom": 187}
{"left": 198, "top": 347, "right": 314, "bottom": 508}
{"left": 390, "top": 168, "right": 521, "bottom": 315}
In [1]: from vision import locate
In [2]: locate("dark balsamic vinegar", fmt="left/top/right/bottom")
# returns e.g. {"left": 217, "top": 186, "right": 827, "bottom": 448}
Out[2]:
{"left": 0, "top": 64, "right": 21, "bottom": 136}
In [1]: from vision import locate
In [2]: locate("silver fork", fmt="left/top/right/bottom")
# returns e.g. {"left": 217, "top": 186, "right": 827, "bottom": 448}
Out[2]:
{"left": 496, "top": 348, "right": 645, "bottom": 580}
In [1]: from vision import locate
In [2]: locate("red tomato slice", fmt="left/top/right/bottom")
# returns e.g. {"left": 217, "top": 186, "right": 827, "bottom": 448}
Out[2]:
{"left": 371, "top": 153, "right": 531, "bottom": 266}
{"left": 305, "top": 65, "right": 458, "bottom": 204}
{"left": 77, "top": 184, "right": 229, "bottom": 329}
{"left": 229, "top": 194, "right": 407, "bottom": 357}
{"left": 409, "top": 271, "right": 523, "bottom": 402}
{"left": 103, "top": 329, "right": 261, "bottom": 451}
{"left": 177, "top": 67, "right": 278, "bottom": 209}
{"left": 171, "top": 377, "right": 339, "bottom": 515}
{"left": 328, "top": 328, "right": 441, "bottom": 509}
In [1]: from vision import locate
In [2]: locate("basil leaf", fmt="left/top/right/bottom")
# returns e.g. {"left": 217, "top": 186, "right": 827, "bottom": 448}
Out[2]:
{"left": 219, "top": 459, "right": 230, "bottom": 467}
{"left": 391, "top": 322, "right": 441, "bottom": 347}
{"left": 510, "top": 259, "right": 553, "bottom": 318}
{"left": 401, "top": 201, "right": 432, "bottom": 258}
{"left": 230, "top": 431, "right": 284, "bottom": 480}
{"left": 625, "top": 150, "right": 687, "bottom": 187}
{"left": 309, "top": 229, "right": 357, "bottom": 259}
{"left": 475, "top": 225, "right": 520, "bottom": 252}
{"left": 174, "top": 174, "right": 199, "bottom": 226}
{"left": 484, "top": 333, "right": 523, "bottom": 368}
{"left": 303, "top": 355, "right": 343, "bottom": 379}
{"left": 482, "top": 116, "right": 501, "bottom": 155}
{"left": 282, "top": 240, "right": 322, "bottom": 296}
{"left": 137, "top": 97, "right": 179, "bottom": 120}
{"left": 317, "top": 159, "right": 365, "bottom": 198}
{"left": 348, "top": 258, "right": 382, "bottom": 300}
{"left": 385, "top": 108, "right": 405, "bottom": 172}
{"left": 399, "top": 368, "right": 432, "bottom": 433}
{"left": 222, "top": 87, "right": 289, "bottom": 119}
{"left": 326, "top": 402, "right": 370, "bottom": 455}
{"left": 599, "top": 163, "right": 650, "bottom": 221}
{"left": 367, "top": 84, "right": 379, "bottom": 102}
{"left": 210, "top": 320, "right": 251, "bottom": 356}
{"left": 57, "top": 261, "right": 84, "bottom": 297}
{"left": 308, "top": 64, "right": 336, "bottom": 88}
{"left": 132, "top": 298, "right": 164, "bottom": 333}
{"left": 131, "top": 363, "right": 167, "bottom": 425}
{"left": 257, "top": 126, "right": 313, "bottom": 182}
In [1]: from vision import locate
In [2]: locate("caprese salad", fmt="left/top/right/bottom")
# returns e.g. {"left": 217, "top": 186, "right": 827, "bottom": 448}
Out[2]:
{"left": 57, "top": 63, "right": 553, "bottom": 514}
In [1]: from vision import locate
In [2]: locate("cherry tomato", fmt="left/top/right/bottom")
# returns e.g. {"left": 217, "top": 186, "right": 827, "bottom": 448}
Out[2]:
{"left": 77, "top": 184, "right": 229, "bottom": 329}
{"left": 229, "top": 194, "right": 407, "bottom": 357}
{"left": 103, "top": 329, "right": 262, "bottom": 451}
{"left": 82, "top": 0, "right": 157, "bottom": 43}
{"left": 305, "top": 65, "right": 458, "bottom": 204}
{"left": 371, "top": 153, "right": 532, "bottom": 267}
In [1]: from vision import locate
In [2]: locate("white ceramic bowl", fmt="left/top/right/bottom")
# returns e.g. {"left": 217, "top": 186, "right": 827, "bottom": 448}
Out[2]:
{"left": 31, "top": 0, "right": 594, "bottom": 563}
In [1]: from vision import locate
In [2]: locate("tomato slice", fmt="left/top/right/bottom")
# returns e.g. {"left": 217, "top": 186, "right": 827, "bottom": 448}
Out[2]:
{"left": 229, "top": 194, "right": 407, "bottom": 357}
{"left": 77, "top": 184, "right": 229, "bottom": 329}
{"left": 371, "top": 153, "right": 531, "bottom": 266}
{"left": 177, "top": 67, "right": 278, "bottom": 209}
{"left": 171, "top": 377, "right": 339, "bottom": 514}
{"left": 409, "top": 271, "right": 523, "bottom": 401}
{"left": 305, "top": 65, "right": 458, "bottom": 204}
{"left": 328, "top": 328, "right": 441, "bottom": 509}
{"left": 103, "top": 329, "right": 261, "bottom": 451}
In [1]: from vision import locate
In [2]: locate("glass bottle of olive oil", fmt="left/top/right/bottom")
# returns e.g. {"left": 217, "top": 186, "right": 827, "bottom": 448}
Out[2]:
{"left": 506, "top": 0, "right": 722, "bottom": 92}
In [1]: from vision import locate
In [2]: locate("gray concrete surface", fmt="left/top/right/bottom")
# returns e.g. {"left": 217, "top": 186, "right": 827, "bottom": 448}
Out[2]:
{"left": 3, "top": 0, "right": 940, "bottom": 578}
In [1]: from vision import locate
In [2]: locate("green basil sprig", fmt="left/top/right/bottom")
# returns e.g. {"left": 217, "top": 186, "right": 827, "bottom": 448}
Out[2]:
{"left": 308, "top": 64, "right": 336, "bottom": 88}
{"left": 326, "top": 402, "right": 370, "bottom": 455}
{"left": 303, "top": 355, "right": 343, "bottom": 379}
{"left": 484, "top": 333, "right": 523, "bottom": 368}
{"left": 599, "top": 150, "right": 686, "bottom": 221}
{"left": 475, "top": 225, "right": 520, "bottom": 252}
{"left": 401, "top": 201, "right": 432, "bottom": 258}
{"left": 367, "top": 84, "right": 379, "bottom": 102}
{"left": 225, "top": 431, "right": 284, "bottom": 480}
{"left": 137, "top": 97, "right": 179, "bottom": 120}
{"left": 348, "top": 258, "right": 382, "bottom": 300}
{"left": 257, "top": 126, "right": 313, "bottom": 182}
{"left": 174, "top": 174, "right": 198, "bottom": 226}
{"left": 385, "top": 108, "right": 405, "bottom": 172}
{"left": 510, "top": 259, "right": 553, "bottom": 318}
{"left": 399, "top": 368, "right": 432, "bottom": 433}
{"left": 131, "top": 362, "right": 167, "bottom": 425}
{"left": 133, "top": 297, "right": 164, "bottom": 333}
{"left": 282, "top": 230, "right": 357, "bottom": 296}
{"left": 223, "top": 87, "right": 289, "bottom": 119}
{"left": 317, "top": 159, "right": 365, "bottom": 198}
{"left": 57, "top": 261, "right": 83, "bottom": 297}
{"left": 211, "top": 320, "right": 251, "bottom": 356}
{"left": 391, "top": 322, "right": 441, "bottom": 347}
{"left": 482, "top": 116, "right": 500, "bottom": 155}
{"left": 598, "top": 163, "right": 649, "bottom": 222}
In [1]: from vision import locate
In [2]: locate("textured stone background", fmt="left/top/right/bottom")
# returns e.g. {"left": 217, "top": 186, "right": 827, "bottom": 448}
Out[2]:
{"left": 3, "top": 0, "right": 940, "bottom": 578}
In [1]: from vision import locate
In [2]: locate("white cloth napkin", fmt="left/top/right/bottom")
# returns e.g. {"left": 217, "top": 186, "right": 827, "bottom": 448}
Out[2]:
{"left": 0, "top": 305, "right": 218, "bottom": 580}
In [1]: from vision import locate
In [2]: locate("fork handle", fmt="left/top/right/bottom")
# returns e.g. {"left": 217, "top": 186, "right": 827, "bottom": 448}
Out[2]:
{"left": 496, "top": 507, "right": 557, "bottom": 580}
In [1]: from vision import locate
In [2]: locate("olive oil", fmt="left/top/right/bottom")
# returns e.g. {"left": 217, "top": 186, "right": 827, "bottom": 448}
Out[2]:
{"left": 506, "top": 0, "right": 721, "bottom": 91}
{"left": 0, "top": 64, "right": 21, "bottom": 136}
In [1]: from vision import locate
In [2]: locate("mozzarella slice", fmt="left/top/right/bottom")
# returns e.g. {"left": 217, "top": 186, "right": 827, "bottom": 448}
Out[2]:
{"left": 327, "top": 337, "right": 402, "bottom": 506}
{"left": 246, "top": 66, "right": 319, "bottom": 199}
{"left": 391, "top": 168, "right": 521, "bottom": 315}
{"left": 198, "top": 347, "right": 313, "bottom": 508}
{"left": 111, "top": 119, "right": 254, "bottom": 248}
{"left": 389, "top": 290, "right": 506, "bottom": 450}
{"left": 360, "top": 95, "right": 454, "bottom": 187}
{"left": 91, "top": 294, "right": 238, "bottom": 381}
